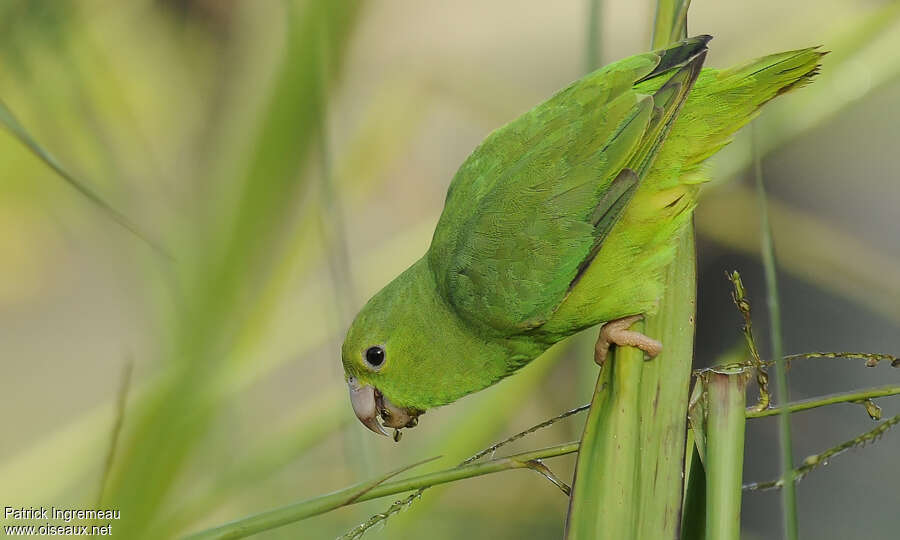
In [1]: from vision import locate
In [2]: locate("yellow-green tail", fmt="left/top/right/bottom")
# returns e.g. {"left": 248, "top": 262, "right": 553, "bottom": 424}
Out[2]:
{"left": 558, "top": 46, "right": 825, "bottom": 324}
{"left": 644, "top": 46, "right": 825, "bottom": 190}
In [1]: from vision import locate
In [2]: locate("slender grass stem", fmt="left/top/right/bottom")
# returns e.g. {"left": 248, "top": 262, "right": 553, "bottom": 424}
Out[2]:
{"left": 95, "top": 360, "right": 132, "bottom": 509}
{"left": 585, "top": 0, "right": 602, "bottom": 72}
{"left": 753, "top": 124, "right": 798, "bottom": 539}
{"left": 744, "top": 413, "right": 900, "bottom": 491}
{"left": 342, "top": 362, "right": 584, "bottom": 540}
{"left": 183, "top": 443, "right": 578, "bottom": 540}
{"left": 0, "top": 100, "right": 170, "bottom": 257}
{"left": 186, "top": 380, "right": 900, "bottom": 539}
{"left": 746, "top": 385, "right": 900, "bottom": 418}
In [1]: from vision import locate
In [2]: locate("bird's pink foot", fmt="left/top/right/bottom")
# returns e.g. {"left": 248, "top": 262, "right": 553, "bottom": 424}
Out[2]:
{"left": 594, "top": 315, "right": 663, "bottom": 366}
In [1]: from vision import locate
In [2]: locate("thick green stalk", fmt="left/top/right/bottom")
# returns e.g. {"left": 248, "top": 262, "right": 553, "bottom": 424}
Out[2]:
{"left": 753, "top": 125, "right": 798, "bottom": 539}
{"left": 704, "top": 369, "right": 750, "bottom": 540}
{"left": 638, "top": 231, "right": 698, "bottom": 537}
{"left": 566, "top": 231, "right": 697, "bottom": 539}
{"left": 566, "top": 3, "right": 697, "bottom": 537}
{"left": 566, "top": 334, "right": 646, "bottom": 538}
{"left": 651, "top": 0, "right": 690, "bottom": 48}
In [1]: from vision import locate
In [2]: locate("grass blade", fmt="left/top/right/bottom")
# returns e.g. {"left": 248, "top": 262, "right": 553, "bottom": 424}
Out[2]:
{"left": 746, "top": 385, "right": 900, "bottom": 419}
{"left": 753, "top": 124, "right": 798, "bottom": 539}
{"left": 584, "top": 0, "right": 603, "bottom": 72}
{"left": 185, "top": 443, "right": 579, "bottom": 539}
{"left": 0, "top": 99, "right": 169, "bottom": 256}
{"left": 99, "top": 3, "right": 362, "bottom": 537}
{"left": 183, "top": 457, "right": 440, "bottom": 540}
{"left": 680, "top": 436, "right": 706, "bottom": 540}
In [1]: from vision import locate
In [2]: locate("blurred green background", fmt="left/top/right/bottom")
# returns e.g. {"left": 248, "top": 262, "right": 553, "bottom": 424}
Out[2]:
{"left": 0, "top": 1, "right": 898, "bottom": 538}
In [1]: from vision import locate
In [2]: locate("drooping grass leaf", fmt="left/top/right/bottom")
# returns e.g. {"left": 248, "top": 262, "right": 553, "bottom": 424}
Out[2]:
{"left": 0, "top": 99, "right": 169, "bottom": 256}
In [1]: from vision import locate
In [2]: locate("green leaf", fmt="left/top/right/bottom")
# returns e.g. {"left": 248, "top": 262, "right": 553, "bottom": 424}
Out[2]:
{"left": 0, "top": 99, "right": 168, "bottom": 256}
{"left": 98, "top": 2, "right": 363, "bottom": 537}
{"left": 680, "top": 434, "right": 706, "bottom": 540}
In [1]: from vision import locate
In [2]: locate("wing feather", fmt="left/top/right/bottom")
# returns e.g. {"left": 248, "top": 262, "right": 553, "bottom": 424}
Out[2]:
{"left": 428, "top": 37, "right": 709, "bottom": 333}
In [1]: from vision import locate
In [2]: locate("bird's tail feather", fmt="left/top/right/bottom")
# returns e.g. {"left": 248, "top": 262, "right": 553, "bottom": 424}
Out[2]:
{"left": 643, "top": 46, "right": 826, "bottom": 190}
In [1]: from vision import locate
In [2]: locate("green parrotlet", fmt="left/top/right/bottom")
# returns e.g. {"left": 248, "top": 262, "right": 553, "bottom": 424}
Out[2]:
{"left": 342, "top": 35, "right": 822, "bottom": 437}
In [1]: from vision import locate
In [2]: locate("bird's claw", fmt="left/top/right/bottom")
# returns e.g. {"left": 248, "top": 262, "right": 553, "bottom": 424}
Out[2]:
{"left": 594, "top": 315, "right": 663, "bottom": 366}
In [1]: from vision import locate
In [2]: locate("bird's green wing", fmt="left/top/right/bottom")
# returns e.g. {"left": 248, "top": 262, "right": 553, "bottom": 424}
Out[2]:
{"left": 428, "top": 36, "right": 709, "bottom": 333}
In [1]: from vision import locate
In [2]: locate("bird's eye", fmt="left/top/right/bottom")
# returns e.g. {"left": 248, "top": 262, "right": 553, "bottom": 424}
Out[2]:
{"left": 364, "top": 346, "right": 386, "bottom": 369}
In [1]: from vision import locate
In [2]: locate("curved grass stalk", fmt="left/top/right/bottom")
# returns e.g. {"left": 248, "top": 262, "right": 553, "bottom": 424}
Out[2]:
{"left": 346, "top": 342, "right": 573, "bottom": 538}
{"left": 0, "top": 99, "right": 170, "bottom": 256}
{"left": 746, "top": 386, "right": 900, "bottom": 419}
{"left": 183, "top": 378, "right": 900, "bottom": 538}
{"left": 342, "top": 396, "right": 589, "bottom": 539}
{"left": 753, "top": 124, "right": 798, "bottom": 539}
{"left": 182, "top": 443, "right": 579, "bottom": 540}
{"left": 744, "top": 413, "right": 900, "bottom": 491}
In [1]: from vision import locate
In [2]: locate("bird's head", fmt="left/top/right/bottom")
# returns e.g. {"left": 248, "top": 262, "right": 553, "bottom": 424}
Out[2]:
{"left": 341, "top": 275, "right": 428, "bottom": 440}
{"left": 340, "top": 258, "right": 527, "bottom": 440}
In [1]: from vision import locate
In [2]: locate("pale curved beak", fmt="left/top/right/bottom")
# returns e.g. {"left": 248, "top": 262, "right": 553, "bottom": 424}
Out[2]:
{"left": 348, "top": 377, "right": 388, "bottom": 436}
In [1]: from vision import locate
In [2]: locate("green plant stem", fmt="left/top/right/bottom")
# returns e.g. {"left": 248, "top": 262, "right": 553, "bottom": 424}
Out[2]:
{"left": 566, "top": 334, "right": 646, "bottom": 539}
{"left": 705, "top": 369, "right": 750, "bottom": 540}
{"left": 564, "top": 4, "right": 699, "bottom": 538}
{"left": 0, "top": 99, "right": 170, "bottom": 257}
{"left": 344, "top": 344, "right": 571, "bottom": 539}
{"left": 638, "top": 230, "right": 698, "bottom": 537}
{"left": 753, "top": 124, "right": 798, "bottom": 539}
{"left": 651, "top": 0, "right": 690, "bottom": 48}
{"left": 680, "top": 438, "right": 706, "bottom": 540}
{"left": 183, "top": 442, "right": 578, "bottom": 540}
{"left": 186, "top": 379, "right": 900, "bottom": 539}
{"left": 746, "top": 385, "right": 900, "bottom": 418}
{"left": 566, "top": 231, "right": 697, "bottom": 539}
{"left": 585, "top": 0, "right": 602, "bottom": 72}
{"left": 744, "top": 413, "right": 900, "bottom": 492}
